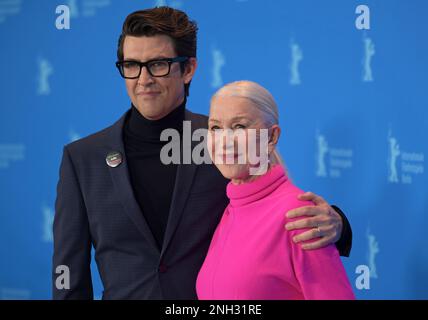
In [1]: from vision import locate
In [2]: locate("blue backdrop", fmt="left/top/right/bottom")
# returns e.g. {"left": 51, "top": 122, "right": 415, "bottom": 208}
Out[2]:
{"left": 0, "top": 0, "right": 427, "bottom": 299}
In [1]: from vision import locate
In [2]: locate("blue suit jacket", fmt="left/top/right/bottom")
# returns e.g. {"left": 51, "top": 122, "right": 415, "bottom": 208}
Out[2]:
{"left": 52, "top": 108, "right": 229, "bottom": 299}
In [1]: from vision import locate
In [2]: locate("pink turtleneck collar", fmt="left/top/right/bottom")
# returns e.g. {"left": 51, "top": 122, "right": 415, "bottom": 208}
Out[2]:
{"left": 226, "top": 165, "right": 288, "bottom": 208}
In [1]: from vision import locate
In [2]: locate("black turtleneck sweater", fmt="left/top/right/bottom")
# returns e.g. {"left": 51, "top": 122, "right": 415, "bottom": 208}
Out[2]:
{"left": 123, "top": 100, "right": 185, "bottom": 249}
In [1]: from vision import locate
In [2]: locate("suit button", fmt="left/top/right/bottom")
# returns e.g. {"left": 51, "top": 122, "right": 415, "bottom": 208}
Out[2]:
{"left": 158, "top": 264, "right": 167, "bottom": 273}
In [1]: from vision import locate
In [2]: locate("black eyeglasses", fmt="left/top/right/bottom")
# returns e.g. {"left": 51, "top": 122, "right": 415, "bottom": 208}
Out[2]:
{"left": 115, "top": 56, "right": 189, "bottom": 79}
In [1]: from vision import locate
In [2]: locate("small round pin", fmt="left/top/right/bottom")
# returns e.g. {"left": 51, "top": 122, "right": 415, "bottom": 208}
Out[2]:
{"left": 106, "top": 151, "right": 122, "bottom": 168}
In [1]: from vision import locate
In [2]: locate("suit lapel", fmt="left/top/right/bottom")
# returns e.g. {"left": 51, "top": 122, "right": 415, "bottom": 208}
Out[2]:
{"left": 105, "top": 110, "right": 160, "bottom": 253}
{"left": 103, "top": 108, "right": 205, "bottom": 257}
{"left": 160, "top": 110, "right": 201, "bottom": 256}
{"left": 160, "top": 161, "right": 197, "bottom": 257}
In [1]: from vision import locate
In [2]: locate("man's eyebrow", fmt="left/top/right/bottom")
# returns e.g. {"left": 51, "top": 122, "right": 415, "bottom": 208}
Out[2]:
{"left": 122, "top": 56, "right": 170, "bottom": 62}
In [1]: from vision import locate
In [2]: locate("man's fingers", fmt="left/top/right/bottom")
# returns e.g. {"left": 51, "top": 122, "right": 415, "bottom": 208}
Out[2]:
{"left": 285, "top": 192, "right": 340, "bottom": 250}
{"left": 297, "top": 191, "right": 315, "bottom": 200}
{"left": 297, "top": 192, "right": 327, "bottom": 206}
{"left": 301, "top": 238, "right": 331, "bottom": 250}
{"left": 286, "top": 206, "right": 320, "bottom": 218}
{"left": 291, "top": 224, "right": 336, "bottom": 245}
{"left": 292, "top": 228, "right": 322, "bottom": 243}
{"left": 285, "top": 217, "right": 320, "bottom": 230}
{"left": 286, "top": 204, "right": 330, "bottom": 219}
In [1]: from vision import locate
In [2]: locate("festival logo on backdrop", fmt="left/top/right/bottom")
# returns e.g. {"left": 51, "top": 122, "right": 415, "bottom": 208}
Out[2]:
{"left": 387, "top": 132, "right": 400, "bottom": 183}
{"left": 316, "top": 133, "right": 329, "bottom": 177}
{"left": 315, "top": 131, "right": 353, "bottom": 179}
{"left": 68, "top": 129, "right": 81, "bottom": 143}
{"left": 0, "top": 144, "right": 25, "bottom": 169}
{"left": 289, "top": 40, "right": 303, "bottom": 85}
{"left": 154, "top": 0, "right": 183, "bottom": 8}
{"left": 387, "top": 130, "right": 424, "bottom": 184}
{"left": 65, "top": 0, "right": 111, "bottom": 18}
{"left": 37, "top": 58, "right": 53, "bottom": 96}
{"left": 367, "top": 226, "right": 379, "bottom": 279}
{"left": 362, "top": 35, "right": 375, "bottom": 82}
{"left": 42, "top": 205, "right": 54, "bottom": 243}
{"left": 0, "top": 0, "right": 21, "bottom": 24}
{"left": 0, "top": 288, "right": 31, "bottom": 299}
{"left": 211, "top": 47, "right": 225, "bottom": 89}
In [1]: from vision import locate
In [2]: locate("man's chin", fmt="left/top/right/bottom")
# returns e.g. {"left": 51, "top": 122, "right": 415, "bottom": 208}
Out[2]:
{"left": 137, "top": 106, "right": 167, "bottom": 120}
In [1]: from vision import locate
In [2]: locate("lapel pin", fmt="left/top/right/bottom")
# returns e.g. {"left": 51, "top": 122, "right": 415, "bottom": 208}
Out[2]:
{"left": 106, "top": 151, "right": 123, "bottom": 168}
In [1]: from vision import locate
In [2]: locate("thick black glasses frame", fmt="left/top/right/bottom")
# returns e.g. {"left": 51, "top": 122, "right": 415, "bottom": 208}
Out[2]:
{"left": 115, "top": 56, "right": 189, "bottom": 79}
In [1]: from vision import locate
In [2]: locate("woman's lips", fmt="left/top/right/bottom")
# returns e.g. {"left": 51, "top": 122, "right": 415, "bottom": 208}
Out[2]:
{"left": 220, "top": 153, "right": 244, "bottom": 163}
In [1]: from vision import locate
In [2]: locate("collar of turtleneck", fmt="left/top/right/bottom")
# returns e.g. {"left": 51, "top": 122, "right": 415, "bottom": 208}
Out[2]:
{"left": 226, "top": 165, "right": 288, "bottom": 208}
{"left": 126, "top": 98, "right": 186, "bottom": 143}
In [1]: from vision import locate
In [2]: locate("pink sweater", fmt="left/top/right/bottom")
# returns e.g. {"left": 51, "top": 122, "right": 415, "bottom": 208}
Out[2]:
{"left": 196, "top": 165, "right": 355, "bottom": 300}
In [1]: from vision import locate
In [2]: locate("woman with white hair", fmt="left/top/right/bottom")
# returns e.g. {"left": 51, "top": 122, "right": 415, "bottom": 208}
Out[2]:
{"left": 196, "top": 81, "right": 355, "bottom": 299}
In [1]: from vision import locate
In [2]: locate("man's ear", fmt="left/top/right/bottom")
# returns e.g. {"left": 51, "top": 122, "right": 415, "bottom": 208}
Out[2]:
{"left": 183, "top": 57, "right": 197, "bottom": 84}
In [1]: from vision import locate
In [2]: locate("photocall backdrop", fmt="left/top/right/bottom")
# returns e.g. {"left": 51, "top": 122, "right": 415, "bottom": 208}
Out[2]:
{"left": 0, "top": 0, "right": 427, "bottom": 299}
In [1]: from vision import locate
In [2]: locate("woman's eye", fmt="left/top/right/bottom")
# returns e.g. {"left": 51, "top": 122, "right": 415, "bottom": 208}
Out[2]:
{"left": 210, "top": 125, "right": 220, "bottom": 130}
{"left": 234, "top": 124, "right": 246, "bottom": 129}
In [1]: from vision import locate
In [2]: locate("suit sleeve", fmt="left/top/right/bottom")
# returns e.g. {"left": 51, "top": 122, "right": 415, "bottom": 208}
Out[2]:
{"left": 52, "top": 146, "right": 93, "bottom": 299}
{"left": 332, "top": 205, "right": 353, "bottom": 257}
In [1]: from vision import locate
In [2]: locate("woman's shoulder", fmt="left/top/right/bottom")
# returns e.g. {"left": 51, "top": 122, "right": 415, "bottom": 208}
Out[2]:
{"left": 269, "top": 180, "right": 315, "bottom": 220}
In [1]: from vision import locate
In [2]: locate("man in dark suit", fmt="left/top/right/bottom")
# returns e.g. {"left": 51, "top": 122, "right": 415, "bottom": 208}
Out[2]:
{"left": 52, "top": 7, "right": 352, "bottom": 300}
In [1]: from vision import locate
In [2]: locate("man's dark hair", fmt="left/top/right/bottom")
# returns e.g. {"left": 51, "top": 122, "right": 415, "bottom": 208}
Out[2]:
{"left": 117, "top": 6, "right": 198, "bottom": 96}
